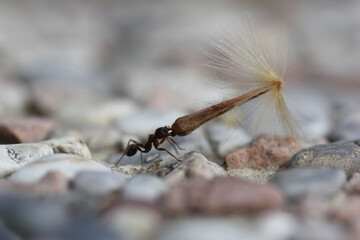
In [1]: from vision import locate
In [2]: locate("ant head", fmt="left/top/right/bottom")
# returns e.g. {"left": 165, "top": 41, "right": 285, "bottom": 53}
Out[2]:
{"left": 155, "top": 126, "right": 170, "bottom": 139}
{"left": 126, "top": 144, "right": 138, "bottom": 157}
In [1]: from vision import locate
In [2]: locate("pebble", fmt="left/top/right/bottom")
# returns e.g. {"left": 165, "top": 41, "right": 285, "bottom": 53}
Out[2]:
{"left": 165, "top": 152, "right": 227, "bottom": 186}
{"left": 103, "top": 203, "right": 162, "bottom": 240}
{"left": 162, "top": 177, "right": 284, "bottom": 215}
{"left": 122, "top": 174, "right": 169, "bottom": 202}
{"left": 293, "top": 220, "right": 346, "bottom": 240}
{"left": 73, "top": 171, "right": 126, "bottom": 197}
{"left": 55, "top": 98, "right": 139, "bottom": 126}
{"left": 0, "top": 171, "right": 69, "bottom": 197}
{"left": 227, "top": 166, "right": 279, "bottom": 184}
{"left": 8, "top": 154, "right": 109, "bottom": 183}
{"left": 61, "top": 221, "right": 119, "bottom": 240}
{"left": 0, "top": 81, "right": 29, "bottom": 115}
{"left": 157, "top": 217, "right": 257, "bottom": 240}
{"left": 331, "top": 196, "right": 360, "bottom": 222}
{"left": 289, "top": 139, "right": 360, "bottom": 177}
{"left": 0, "top": 137, "right": 91, "bottom": 178}
{"left": 345, "top": 172, "right": 360, "bottom": 194}
{"left": 329, "top": 111, "right": 360, "bottom": 141}
{"left": 50, "top": 125, "right": 124, "bottom": 151}
{"left": 0, "top": 220, "right": 21, "bottom": 240}
{"left": 297, "top": 196, "right": 332, "bottom": 220}
{"left": 225, "top": 135, "right": 306, "bottom": 169}
{"left": 270, "top": 167, "right": 346, "bottom": 200}
{"left": 206, "top": 122, "right": 251, "bottom": 157}
{"left": 0, "top": 116, "right": 56, "bottom": 144}
{"left": 0, "top": 193, "right": 70, "bottom": 238}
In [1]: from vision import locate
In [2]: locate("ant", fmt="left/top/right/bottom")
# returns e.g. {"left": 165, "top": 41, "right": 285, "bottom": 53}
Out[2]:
{"left": 112, "top": 126, "right": 185, "bottom": 168}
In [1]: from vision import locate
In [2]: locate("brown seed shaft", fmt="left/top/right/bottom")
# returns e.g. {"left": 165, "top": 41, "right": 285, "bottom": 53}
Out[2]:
{"left": 171, "top": 85, "right": 273, "bottom": 136}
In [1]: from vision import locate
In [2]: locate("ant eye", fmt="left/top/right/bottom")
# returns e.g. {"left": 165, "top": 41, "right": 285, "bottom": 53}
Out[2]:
{"left": 126, "top": 144, "right": 137, "bottom": 156}
{"left": 155, "top": 127, "right": 168, "bottom": 138}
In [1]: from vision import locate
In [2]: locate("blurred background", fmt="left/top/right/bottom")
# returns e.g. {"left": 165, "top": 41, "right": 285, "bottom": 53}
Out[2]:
{"left": 0, "top": 0, "right": 359, "bottom": 143}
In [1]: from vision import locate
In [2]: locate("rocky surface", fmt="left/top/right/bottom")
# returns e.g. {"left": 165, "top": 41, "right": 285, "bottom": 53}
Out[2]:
{"left": 270, "top": 167, "right": 346, "bottom": 200}
{"left": 289, "top": 139, "right": 360, "bottom": 177}
{"left": 225, "top": 135, "right": 306, "bottom": 169}
{"left": 0, "top": 116, "right": 56, "bottom": 144}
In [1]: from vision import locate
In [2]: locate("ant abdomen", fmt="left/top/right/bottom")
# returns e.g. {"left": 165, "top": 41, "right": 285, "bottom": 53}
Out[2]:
{"left": 126, "top": 144, "right": 138, "bottom": 156}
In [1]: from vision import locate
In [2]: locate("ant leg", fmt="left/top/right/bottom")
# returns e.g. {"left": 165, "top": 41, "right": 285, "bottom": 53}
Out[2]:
{"left": 155, "top": 146, "right": 182, "bottom": 162}
{"left": 112, "top": 144, "right": 132, "bottom": 169}
{"left": 113, "top": 139, "right": 143, "bottom": 169}
{"left": 168, "top": 137, "right": 185, "bottom": 150}
{"left": 166, "top": 138, "right": 179, "bottom": 154}
{"left": 140, "top": 152, "right": 144, "bottom": 170}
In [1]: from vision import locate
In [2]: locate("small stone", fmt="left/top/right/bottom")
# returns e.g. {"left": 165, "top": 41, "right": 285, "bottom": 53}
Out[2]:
{"left": 329, "top": 111, "right": 360, "bottom": 142}
{"left": 0, "top": 220, "right": 21, "bottom": 240}
{"left": 0, "top": 116, "right": 56, "bottom": 144}
{"left": 256, "top": 211, "right": 298, "bottom": 240}
{"left": 345, "top": 172, "right": 360, "bottom": 194}
{"left": 103, "top": 203, "right": 162, "bottom": 240}
{"left": 162, "top": 177, "right": 284, "bottom": 215}
{"left": 73, "top": 171, "right": 126, "bottom": 196}
{"left": 36, "top": 171, "right": 69, "bottom": 196}
{"left": 165, "top": 152, "right": 227, "bottom": 186}
{"left": 56, "top": 98, "right": 139, "bottom": 126}
{"left": 0, "top": 137, "right": 91, "bottom": 178}
{"left": 45, "top": 137, "right": 91, "bottom": 159}
{"left": 289, "top": 139, "right": 360, "bottom": 177}
{"left": 206, "top": 122, "right": 251, "bottom": 157}
{"left": 50, "top": 125, "right": 124, "bottom": 151}
{"left": 0, "top": 81, "right": 29, "bottom": 115}
{"left": 8, "top": 154, "right": 109, "bottom": 183}
{"left": 225, "top": 135, "right": 306, "bottom": 169}
{"left": 0, "top": 171, "right": 69, "bottom": 197}
{"left": 270, "top": 167, "right": 346, "bottom": 200}
{"left": 331, "top": 196, "right": 360, "bottom": 222}
{"left": 122, "top": 174, "right": 169, "bottom": 202}
{"left": 293, "top": 220, "right": 346, "bottom": 240}
{"left": 61, "top": 220, "right": 119, "bottom": 240}
{"left": 0, "top": 193, "right": 70, "bottom": 237}
{"left": 227, "top": 165, "right": 279, "bottom": 183}
{"left": 157, "top": 217, "right": 256, "bottom": 240}
{"left": 297, "top": 196, "right": 332, "bottom": 220}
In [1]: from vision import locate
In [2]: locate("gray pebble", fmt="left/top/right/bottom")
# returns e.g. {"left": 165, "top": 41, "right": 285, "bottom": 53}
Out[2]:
{"left": 157, "top": 217, "right": 257, "bottom": 240}
{"left": 289, "top": 139, "right": 360, "bottom": 177}
{"left": 61, "top": 221, "right": 120, "bottom": 240}
{"left": 9, "top": 154, "right": 109, "bottom": 183}
{"left": 73, "top": 171, "right": 127, "bottom": 197}
{"left": 0, "top": 220, "right": 21, "bottom": 240}
{"left": 0, "top": 137, "right": 91, "bottom": 178}
{"left": 329, "top": 112, "right": 360, "bottom": 141}
{"left": 270, "top": 167, "right": 346, "bottom": 200}
{"left": 122, "top": 174, "right": 169, "bottom": 202}
{"left": 0, "top": 193, "right": 70, "bottom": 238}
